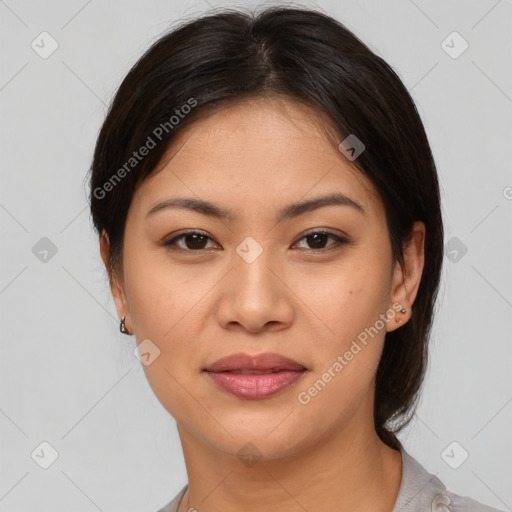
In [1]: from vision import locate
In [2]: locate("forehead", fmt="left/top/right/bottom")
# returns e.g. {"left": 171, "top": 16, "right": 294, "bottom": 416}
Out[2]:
{"left": 166, "top": 96, "right": 354, "bottom": 169}
{"left": 130, "top": 97, "right": 382, "bottom": 222}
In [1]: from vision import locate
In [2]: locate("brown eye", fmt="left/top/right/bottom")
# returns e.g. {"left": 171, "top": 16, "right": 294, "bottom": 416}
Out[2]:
{"left": 294, "top": 231, "right": 349, "bottom": 251}
{"left": 162, "top": 230, "right": 349, "bottom": 254}
{"left": 162, "top": 231, "right": 217, "bottom": 251}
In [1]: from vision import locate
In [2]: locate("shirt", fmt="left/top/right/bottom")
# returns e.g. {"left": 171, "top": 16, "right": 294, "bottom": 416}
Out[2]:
{"left": 154, "top": 448, "right": 503, "bottom": 512}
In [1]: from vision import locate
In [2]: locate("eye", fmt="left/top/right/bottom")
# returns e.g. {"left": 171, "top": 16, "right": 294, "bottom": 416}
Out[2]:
{"left": 161, "top": 230, "right": 218, "bottom": 252}
{"left": 161, "top": 229, "right": 349, "bottom": 253}
{"left": 293, "top": 230, "right": 349, "bottom": 251}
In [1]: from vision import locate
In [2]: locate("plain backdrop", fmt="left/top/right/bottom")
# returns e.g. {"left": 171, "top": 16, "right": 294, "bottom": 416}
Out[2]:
{"left": 1, "top": 0, "right": 511, "bottom": 511}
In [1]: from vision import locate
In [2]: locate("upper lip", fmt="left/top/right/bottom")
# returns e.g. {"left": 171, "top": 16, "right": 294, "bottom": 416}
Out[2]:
{"left": 204, "top": 352, "right": 306, "bottom": 372}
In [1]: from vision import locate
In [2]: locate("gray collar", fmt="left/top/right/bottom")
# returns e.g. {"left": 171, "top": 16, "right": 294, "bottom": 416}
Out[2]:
{"left": 392, "top": 447, "right": 446, "bottom": 511}
{"left": 157, "top": 447, "right": 500, "bottom": 512}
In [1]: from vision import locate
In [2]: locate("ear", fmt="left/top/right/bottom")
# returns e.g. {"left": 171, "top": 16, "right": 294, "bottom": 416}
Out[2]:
{"left": 100, "top": 230, "right": 131, "bottom": 332}
{"left": 387, "top": 221, "right": 425, "bottom": 332}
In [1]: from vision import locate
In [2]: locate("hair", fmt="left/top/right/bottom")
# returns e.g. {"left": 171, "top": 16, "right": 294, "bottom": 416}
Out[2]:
{"left": 88, "top": 5, "right": 444, "bottom": 449}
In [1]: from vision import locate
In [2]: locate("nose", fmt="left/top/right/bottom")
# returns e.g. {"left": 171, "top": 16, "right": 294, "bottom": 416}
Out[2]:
{"left": 216, "top": 242, "right": 294, "bottom": 334}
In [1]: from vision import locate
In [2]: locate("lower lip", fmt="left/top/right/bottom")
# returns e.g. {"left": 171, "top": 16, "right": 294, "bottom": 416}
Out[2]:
{"left": 205, "top": 370, "right": 306, "bottom": 399}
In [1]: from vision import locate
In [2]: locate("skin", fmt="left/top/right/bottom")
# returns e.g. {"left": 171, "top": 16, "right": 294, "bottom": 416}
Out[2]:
{"left": 100, "top": 96, "right": 425, "bottom": 512}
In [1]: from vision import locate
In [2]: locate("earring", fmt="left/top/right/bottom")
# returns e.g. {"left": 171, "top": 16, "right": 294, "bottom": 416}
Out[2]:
{"left": 119, "top": 316, "right": 130, "bottom": 335}
{"left": 396, "top": 308, "right": 407, "bottom": 324}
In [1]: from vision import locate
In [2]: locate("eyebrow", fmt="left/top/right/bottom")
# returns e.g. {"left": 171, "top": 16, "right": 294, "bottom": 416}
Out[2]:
{"left": 146, "top": 192, "right": 365, "bottom": 222}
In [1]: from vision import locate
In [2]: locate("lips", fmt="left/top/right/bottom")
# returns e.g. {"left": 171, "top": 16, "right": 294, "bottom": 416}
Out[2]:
{"left": 204, "top": 352, "right": 307, "bottom": 400}
{"left": 204, "top": 352, "right": 306, "bottom": 373}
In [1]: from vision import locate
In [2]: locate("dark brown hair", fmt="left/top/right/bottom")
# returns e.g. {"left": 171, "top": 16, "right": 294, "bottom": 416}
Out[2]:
{"left": 88, "top": 5, "right": 444, "bottom": 449}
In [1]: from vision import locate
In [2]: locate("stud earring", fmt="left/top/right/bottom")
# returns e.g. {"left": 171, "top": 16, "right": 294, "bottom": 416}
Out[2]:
{"left": 396, "top": 308, "right": 407, "bottom": 324}
{"left": 119, "top": 316, "right": 130, "bottom": 335}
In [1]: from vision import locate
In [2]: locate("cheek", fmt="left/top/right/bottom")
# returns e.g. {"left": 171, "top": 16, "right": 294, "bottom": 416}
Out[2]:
{"left": 297, "top": 250, "right": 391, "bottom": 348}
{"left": 294, "top": 251, "right": 391, "bottom": 408}
{"left": 122, "top": 238, "right": 212, "bottom": 341}
{"left": 121, "top": 243, "right": 224, "bottom": 417}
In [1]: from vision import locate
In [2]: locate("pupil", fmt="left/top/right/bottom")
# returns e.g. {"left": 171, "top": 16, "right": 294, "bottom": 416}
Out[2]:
{"left": 308, "top": 233, "right": 326, "bottom": 249}
{"left": 187, "top": 234, "right": 206, "bottom": 249}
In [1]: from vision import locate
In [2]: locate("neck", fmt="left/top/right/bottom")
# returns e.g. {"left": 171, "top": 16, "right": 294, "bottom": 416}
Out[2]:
{"left": 176, "top": 417, "right": 402, "bottom": 512}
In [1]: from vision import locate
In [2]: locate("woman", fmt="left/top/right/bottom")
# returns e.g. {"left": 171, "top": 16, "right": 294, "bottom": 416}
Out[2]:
{"left": 88, "top": 6, "right": 501, "bottom": 512}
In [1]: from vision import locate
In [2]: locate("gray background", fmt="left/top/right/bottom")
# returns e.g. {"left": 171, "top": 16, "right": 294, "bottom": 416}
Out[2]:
{"left": 1, "top": 0, "right": 511, "bottom": 510}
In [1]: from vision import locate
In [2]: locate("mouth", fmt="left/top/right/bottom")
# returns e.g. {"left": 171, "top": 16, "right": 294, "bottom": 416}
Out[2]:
{"left": 204, "top": 351, "right": 307, "bottom": 373}
{"left": 203, "top": 352, "right": 307, "bottom": 400}
{"left": 222, "top": 369, "right": 290, "bottom": 374}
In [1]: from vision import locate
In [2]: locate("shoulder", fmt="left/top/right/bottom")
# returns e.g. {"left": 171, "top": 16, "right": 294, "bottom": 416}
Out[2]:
{"left": 154, "top": 484, "right": 187, "bottom": 512}
{"left": 394, "top": 448, "right": 504, "bottom": 512}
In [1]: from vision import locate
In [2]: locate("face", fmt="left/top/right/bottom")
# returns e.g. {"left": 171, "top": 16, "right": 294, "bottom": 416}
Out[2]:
{"left": 103, "top": 97, "right": 423, "bottom": 461}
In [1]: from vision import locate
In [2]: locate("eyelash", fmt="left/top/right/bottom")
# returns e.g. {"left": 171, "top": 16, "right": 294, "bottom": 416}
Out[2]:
{"left": 161, "top": 230, "right": 350, "bottom": 254}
